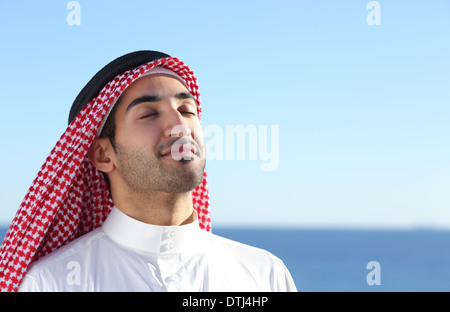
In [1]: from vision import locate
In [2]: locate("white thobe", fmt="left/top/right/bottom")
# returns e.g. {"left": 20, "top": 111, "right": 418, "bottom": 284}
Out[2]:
{"left": 18, "top": 207, "right": 297, "bottom": 292}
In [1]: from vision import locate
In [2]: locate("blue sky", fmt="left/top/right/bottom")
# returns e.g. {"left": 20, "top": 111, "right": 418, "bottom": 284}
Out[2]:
{"left": 0, "top": 0, "right": 449, "bottom": 229}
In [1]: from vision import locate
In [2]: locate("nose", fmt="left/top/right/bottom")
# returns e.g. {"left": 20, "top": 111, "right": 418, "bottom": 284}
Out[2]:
{"left": 163, "top": 109, "right": 192, "bottom": 138}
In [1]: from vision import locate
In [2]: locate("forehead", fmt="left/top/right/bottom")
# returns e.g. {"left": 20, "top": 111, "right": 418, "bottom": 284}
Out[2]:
{"left": 120, "top": 74, "right": 190, "bottom": 100}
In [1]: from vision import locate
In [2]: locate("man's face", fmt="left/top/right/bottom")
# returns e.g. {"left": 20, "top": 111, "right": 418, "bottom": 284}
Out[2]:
{"left": 110, "top": 74, "right": 206, "bottom": 194}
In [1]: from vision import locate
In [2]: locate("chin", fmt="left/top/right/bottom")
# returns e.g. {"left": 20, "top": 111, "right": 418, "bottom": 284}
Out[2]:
{"left": 162, "top": 162, "right": 205, "bottom": 193}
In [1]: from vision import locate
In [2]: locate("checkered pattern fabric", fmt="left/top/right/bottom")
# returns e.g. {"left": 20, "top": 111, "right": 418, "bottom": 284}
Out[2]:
{"left": 0, "top": 56, "right": 211, "bottom": 292}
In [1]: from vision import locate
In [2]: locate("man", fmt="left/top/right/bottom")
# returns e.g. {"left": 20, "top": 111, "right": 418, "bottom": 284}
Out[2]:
{"left": 0, "top": 51, "right": 297, "bottom": 292}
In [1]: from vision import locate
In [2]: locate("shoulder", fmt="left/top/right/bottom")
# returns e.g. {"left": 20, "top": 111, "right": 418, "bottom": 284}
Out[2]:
{"left": 30, "top": 227, "right": 106, "bottom": 268}
{"left": 18, "top": 228, "right": 107, "bottom": 291}
{"left": 206, "top": 231, "right": 281, "bottom": 262}
{"left": 200, "top": 231, "right": 298, "bottom": 291}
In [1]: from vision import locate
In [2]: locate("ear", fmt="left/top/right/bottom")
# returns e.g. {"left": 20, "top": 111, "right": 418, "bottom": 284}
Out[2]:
{"left": 88, "top": 137, "right": 116, "bottom": 173}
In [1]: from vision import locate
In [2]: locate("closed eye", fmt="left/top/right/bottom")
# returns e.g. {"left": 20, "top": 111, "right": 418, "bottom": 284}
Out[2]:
{"left": 140, "top": 113, "right": 158, "bottom": 119}
{"left": 178, "top": 103, "right": 197, "bottom": 116}
{"left": 181, "top": 111, "right": 197, "bottom": 116}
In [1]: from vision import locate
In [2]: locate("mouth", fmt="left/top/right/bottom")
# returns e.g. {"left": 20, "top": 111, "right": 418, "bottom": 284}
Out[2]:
{"left": 160, "top": 138, "right": 201, "bottom": 160}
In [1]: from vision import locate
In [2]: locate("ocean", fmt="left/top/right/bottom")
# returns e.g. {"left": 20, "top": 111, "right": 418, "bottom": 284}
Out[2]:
{"left": 1, "top": 226, "right": 449, "bottom": 292}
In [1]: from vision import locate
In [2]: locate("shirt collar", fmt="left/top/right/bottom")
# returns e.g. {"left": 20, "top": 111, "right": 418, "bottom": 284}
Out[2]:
{"left": 102, "top": 206, "right": 202, "bottom": 255}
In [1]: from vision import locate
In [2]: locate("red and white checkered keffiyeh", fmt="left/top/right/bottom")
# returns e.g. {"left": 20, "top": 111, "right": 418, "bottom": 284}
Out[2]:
{"left": 0, "top": 56, "right": 211, "bottom": 292}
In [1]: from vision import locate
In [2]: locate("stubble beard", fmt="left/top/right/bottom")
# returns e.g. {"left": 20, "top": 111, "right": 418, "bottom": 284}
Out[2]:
{"left": 115, "top": 143, "right": 206, "bottom": 195}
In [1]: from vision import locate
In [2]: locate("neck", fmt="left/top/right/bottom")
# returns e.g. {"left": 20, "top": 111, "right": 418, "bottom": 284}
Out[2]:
{"left": 111, "top": 189, "right": 195, "bottom": 226}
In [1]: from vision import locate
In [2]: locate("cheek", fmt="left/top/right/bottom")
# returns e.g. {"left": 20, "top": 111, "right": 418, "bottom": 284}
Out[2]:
{"left": 115, "top": 122, "right": 160, "bottom": 150}
{"left": 192, "top": 123, "right": 205, "bottom": 146}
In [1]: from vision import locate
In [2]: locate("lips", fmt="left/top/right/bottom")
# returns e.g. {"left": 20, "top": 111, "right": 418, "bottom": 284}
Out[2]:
{"left": 161, "top": 145, "right": 196, "bottom": 157}
{"left": 160, "top": 138, "right": 200, "bottom": 160}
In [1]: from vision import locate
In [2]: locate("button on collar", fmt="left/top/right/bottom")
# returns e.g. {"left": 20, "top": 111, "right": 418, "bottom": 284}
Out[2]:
{"left": 160, "top": 241, "right": 174, "bottom": 252}
{"left": 163, "top": 230, "right": 176, "bottom": 240}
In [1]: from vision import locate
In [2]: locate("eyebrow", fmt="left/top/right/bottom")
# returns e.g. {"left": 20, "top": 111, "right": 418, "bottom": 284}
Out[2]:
{"left": 125, "top": 92, "right": 197, "bottom": 112}
{"left": 175, "top": 92, "right": 197, "bottom": 104}
{"left": 126, "top": 95, "right": 161, "bottom": 112}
